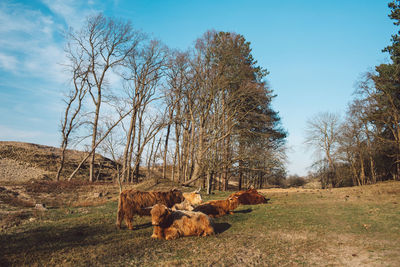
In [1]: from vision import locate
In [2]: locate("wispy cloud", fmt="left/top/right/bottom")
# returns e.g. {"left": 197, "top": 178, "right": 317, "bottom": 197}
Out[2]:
{"left": 0, "top": 1, "right": 101, "bottom": 85}
{"left": 0, "top": 53, "right": 18, "bottom": 72}
{"left": 0, "top": 1, "right": 66, "bottom": 84}
{"left": 0, "top": 1, "right": 101, "bottom": 147}
{"left": 40, "top": 0, "right": 99, "bottom": 29}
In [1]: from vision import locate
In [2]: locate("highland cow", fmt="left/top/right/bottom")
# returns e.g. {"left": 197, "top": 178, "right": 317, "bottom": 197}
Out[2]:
{"left": 229, "top": 189, "right": 269, "bottom": 205}
{"left": 193, "top": 196, "right": 239, "bottom": 218}
{"left": 182, "top": 188, "right": 202, "bottom": 205}
{"left": 150, "top": 204, "right": 214, "bottom": 240}
{"left": 116, "top": 189, "right": 184, "bottom": 230}
{"left": 116, "top": 188, "right": 202, "bottom": 230}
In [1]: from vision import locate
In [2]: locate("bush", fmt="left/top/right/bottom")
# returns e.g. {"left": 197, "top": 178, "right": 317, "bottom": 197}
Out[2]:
{"left": 286, "top": 175, "right": 307, "bottom": 188}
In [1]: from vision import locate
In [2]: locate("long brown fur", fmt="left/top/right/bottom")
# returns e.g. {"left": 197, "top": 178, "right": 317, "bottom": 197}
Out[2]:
{"left": 171, "top": 190, "right": 202, "bottom": 211}
{"left": 150, "top": 204, "right": 214, "bottom": 240}
{"left": 182, "top": 191, "right": 202, "bottom": 205}
{"left": 193, "top": 196, "right": 239, "bottom": 218}
{"left": 116, "top": 189, "right": 184, "bottom": 230}
{"left": 229, "top": 189, "right": 269, "bottom": 205}
{"left": 172, "top": 199, "right": 194, "bottom": 211}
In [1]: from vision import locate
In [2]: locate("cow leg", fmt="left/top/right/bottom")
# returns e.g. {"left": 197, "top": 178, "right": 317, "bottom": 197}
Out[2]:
{"left": 125, "top": 215, "right": 134, "bottom": 230}
{"left": 116, "top": 210, "right": 123, "bottom": 229}
{"left": 151, "top": 226, "right": 163, "bottom": 239}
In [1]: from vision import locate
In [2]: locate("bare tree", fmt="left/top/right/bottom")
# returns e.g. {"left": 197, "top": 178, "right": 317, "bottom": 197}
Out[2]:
{"left": 305, "top": 112, "right": 341, "bottom": 187}
{"left": 99, "top": 122, "right": 124, "bottom": 192}
{"left": 120, "top": 39, "right": 167, "bottom": 183}
{"left": 66, "top": 13, "right": 139, "bottom": 182}
{"left": 56, "top": 48, "right": 89, "bottom": 180}
{"left": 68, "top": 106, "right": 134, "bottom": 181}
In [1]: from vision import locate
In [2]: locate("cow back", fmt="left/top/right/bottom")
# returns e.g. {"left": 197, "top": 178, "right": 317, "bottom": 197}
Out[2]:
{"left": 121, "top": 189, "right": 184, "bottom": 216}
{"left": 229, "top": 189, "right": 269, "bottom": 205}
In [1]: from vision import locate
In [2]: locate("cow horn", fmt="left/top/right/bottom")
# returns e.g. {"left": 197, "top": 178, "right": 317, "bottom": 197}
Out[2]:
{"left": 144, "top": 205, "right": 155, "bottom": 210}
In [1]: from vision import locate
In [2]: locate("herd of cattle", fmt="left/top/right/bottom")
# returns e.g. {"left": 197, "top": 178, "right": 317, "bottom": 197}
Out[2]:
{"left": 116, "top": 188, "right": 269, "bottom": 240}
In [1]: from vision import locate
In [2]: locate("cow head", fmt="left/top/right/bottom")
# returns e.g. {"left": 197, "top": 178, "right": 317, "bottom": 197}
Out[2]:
{"left": 182, "top": 188, "right": 202, "bottom": 205}
{"left": 170, "top": 188, "right": 185, "bottom": 203}
{"left": 227, "top": 196, "right": 240, "bottom": 210}
{"left": 247, "top": 190, "right": 269, "bottom": 203}
{"left": 150, "top": 204, "right": 171, "bottom": 226}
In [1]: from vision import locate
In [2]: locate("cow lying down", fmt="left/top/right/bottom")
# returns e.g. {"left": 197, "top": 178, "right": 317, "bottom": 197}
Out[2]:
{"left": 116, "top": 188, "right": 202, "bottom": 230}
{"left": 229, "top": 189, "right": 270, "bottom": 205}
{"left": 193, "top": 196, "right": 239, "bottom": 218}
{"left": 150, "top": 204, "right": 214, "bottom": 240}
{"left": 171, "top": 199, "right": 195, "bottom": 211}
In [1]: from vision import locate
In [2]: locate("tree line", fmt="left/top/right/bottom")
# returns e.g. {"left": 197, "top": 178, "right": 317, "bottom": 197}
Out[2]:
{"left": 306, "top": 1, "right": 400, "bottom": 188}
{"left": 56, "top": 14, "right": 287, "bottom": 192}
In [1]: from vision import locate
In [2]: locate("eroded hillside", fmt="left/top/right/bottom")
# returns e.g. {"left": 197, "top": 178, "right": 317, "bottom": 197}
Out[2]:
{"left": 0, "top": 141, "right": 117, "bottom": 182}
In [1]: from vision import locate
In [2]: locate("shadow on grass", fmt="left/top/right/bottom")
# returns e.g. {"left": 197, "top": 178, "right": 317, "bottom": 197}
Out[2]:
{"left": 234, "top": 208, "right": 252, "bottom": 214}
{"left": 135, "top": 222, "right": 152, "bottom": 230}
{"left": 214, "top": 222, "right": 231, "bottom": 234}
{"left": 0, "top": 221, "right": 158, "bottom": 265}
{"left": 117, "top": 222, "right": 152, "bottom": 230}
{"left": 1, "top": 223, "right": 125, "bottom": 261}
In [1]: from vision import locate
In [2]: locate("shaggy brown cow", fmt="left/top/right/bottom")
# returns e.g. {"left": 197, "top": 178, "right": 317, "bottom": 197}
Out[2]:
{"left": 172, "top": 199, "right": 194, "bottom": 211}
{"left": 182, "top": 188, "right": 202, "bottom": 205}
{"left": 229, "top": 189, "right": 269, "bottom": 205}
{"left": 193, "top": 196, "right": 239, "bottom": 218}
{"left": 171, "top": 188, "right": 202, "bottom": 211}
{"left": 150, "top": 204, "right": 214, "bottom": 240}
{"left": 116, "top": 188, "right": 203, "bottom": 230}
{"left": 116, "top": 189, "right": 185, "bottom": 230}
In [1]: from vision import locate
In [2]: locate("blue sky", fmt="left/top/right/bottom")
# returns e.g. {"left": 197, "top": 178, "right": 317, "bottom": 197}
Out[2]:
{"left": 0, "top": 0, "right": 396, "bottom": 175}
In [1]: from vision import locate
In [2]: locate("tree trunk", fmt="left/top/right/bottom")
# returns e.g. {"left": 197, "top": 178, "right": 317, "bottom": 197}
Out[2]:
{"left": 162, "top": 123, "right": 171, "bottom": 180}
{"left": 122, "top": 110, "right": 136, "bottom": 182}
{"left": 238, "top": 170, "right": 242, "bottom": 191}
{"left": 147, "top": 136, "right": 156, "bottom": 180}
{"left": 206, "top": 171, "right": 213, "bottom": 195}
{"left": 89, "top": 94, "right": 101, "bottom": 182}
{"left": 134, "top": 115, "right": 143, "bottom": 183}
{"left": 56, "top": 146, "right": 67, "bottom": 181}
{"left": 153, "top": 137, "right": 162, "bottom": 184}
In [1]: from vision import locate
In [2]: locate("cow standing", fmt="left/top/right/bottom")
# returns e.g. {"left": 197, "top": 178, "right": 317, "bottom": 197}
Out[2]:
{"left": 150, "top": 204, "right": 214, "bottom": 240}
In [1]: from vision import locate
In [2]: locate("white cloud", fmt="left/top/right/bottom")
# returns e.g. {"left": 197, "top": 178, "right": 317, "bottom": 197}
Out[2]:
{"left": 40, "top": 0, "right": 99, "bottom": 30}
{"left": 23, "top": 43, "right": 69, "bottom": 83}
{"left": 0, "top": 53, "right": 18, "bottom": 72}
{"left": 0, "top": 1, "right": 102, "bottom": 85}
{"left": 0, "top": 2, "right": 66, "bottom": 82}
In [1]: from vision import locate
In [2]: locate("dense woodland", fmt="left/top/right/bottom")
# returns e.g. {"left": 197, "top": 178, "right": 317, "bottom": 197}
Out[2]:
{"left": 57, "top": 14, "right": 286, "bottom": 191}
{"left": 58, "top": 1, "right": 400, "bottom": 190}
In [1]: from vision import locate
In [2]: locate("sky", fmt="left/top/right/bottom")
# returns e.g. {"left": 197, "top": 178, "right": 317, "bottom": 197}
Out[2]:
{"left": 0, "top": 0, "right": 397, "bottom": 176}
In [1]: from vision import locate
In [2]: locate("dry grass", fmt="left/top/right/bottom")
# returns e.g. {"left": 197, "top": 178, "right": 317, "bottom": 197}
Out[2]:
{"left": 0, "top": 181, "right": 399, "bottom": 266}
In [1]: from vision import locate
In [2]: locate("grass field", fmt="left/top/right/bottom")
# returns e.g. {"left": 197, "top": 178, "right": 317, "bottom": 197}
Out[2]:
{"left": 1, "top": 181, "right": 400, "bottom": 266}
